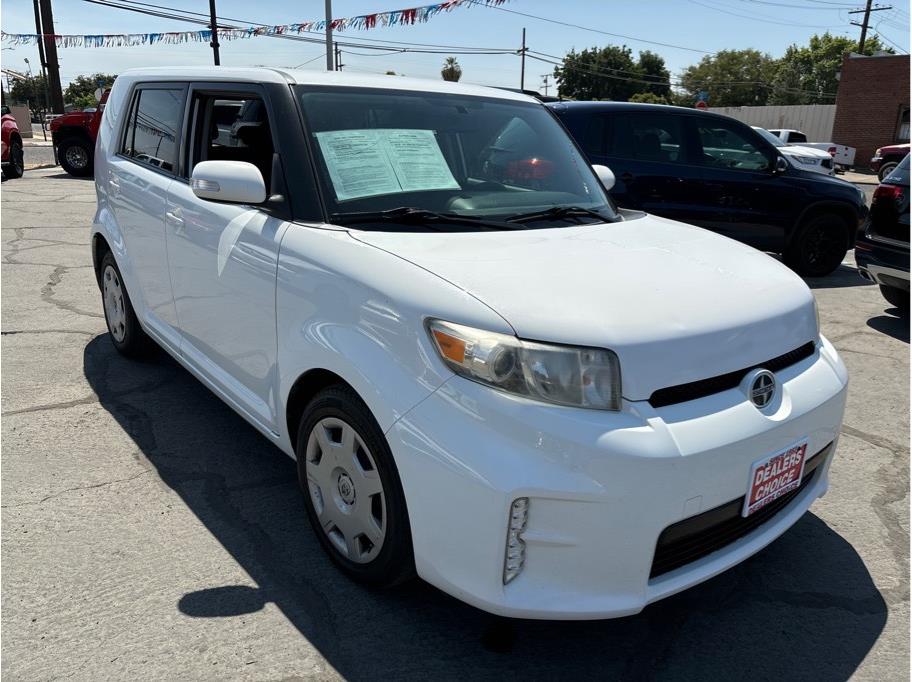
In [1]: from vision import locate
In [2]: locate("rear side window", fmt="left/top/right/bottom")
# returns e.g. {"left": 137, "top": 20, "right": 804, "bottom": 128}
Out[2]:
{"left": 121, "top": 87, "right": 184, "bottom": 173}
{"left": 609, "top": 113, "right": 686, "bottom": 163}
{"left": 581, "top": 115, "right": 609, "bottom": 157}
{"left": 786, "top": 131, "right": 807, "bottom": 143}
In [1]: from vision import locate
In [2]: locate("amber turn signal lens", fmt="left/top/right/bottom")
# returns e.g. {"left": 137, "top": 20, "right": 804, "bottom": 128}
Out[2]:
{"left": 432, "top": 328, "right": 466, "bottom": 363}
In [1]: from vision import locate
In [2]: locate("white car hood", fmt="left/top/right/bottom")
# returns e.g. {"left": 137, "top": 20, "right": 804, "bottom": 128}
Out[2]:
{"left": 780, "top": 145, "right": 831, "bottom": 159}
{"left": 349, "top": 214, "right": 817, "bottom": 401}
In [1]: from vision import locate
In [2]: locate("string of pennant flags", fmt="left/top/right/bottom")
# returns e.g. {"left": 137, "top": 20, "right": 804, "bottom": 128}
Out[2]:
{"left": 1, "top": 0, "right": 509, "bottom": 49}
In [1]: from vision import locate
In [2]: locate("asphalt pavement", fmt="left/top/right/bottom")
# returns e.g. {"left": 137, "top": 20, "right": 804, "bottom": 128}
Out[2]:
{"left": 1, "top": 168, "right": 908, "bottom": 680}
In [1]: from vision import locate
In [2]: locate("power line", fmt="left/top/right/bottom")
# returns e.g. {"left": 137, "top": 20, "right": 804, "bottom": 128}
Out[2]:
{"left": 466, "top": 0, "right": 713, "bottom": 54}
{"left": 687, "top": 0, "right": 847, "bottom": 27}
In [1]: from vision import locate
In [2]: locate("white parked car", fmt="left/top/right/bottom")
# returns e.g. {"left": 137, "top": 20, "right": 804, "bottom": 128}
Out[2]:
{"left": 766, "top": 128, "right": 856, "bottom": 171}
{"left": 753, "top": 127, "right": 835, "bottom": 176}
{"left": 92, "top": 68, "right": 848, "bottom": 619}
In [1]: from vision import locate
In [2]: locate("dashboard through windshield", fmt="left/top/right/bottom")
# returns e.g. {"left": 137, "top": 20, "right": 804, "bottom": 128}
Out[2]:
{"left": 295, "top": 86, "right": 617, "bottom": 228}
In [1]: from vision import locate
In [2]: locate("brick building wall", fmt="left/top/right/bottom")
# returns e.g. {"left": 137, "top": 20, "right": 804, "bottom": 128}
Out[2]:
{"left": 832, "top": 53, "right": 910, "bottom": 168}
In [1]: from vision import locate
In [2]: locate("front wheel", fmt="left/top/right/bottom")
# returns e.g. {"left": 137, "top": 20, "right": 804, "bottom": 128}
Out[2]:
{"left": 58, "top": 137, "right": 93, "bottom": 177}
{"left": 784, "top": 214, "right": 849, "bottom": 277}
{"left": 878, "top": 161, "right": 899, "bottom": 182}
{"left": 297, "top": 385, "right": 415, "bottom": 587}
{"left": 880, "top": 284, "right": 909, "bottom": 311}
{"left": 4, "top": 139, "right": 24, "bottom": 178}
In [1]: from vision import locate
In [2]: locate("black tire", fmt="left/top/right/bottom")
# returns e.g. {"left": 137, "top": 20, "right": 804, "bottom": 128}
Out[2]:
{"left": 878, "top": 161, "right": 899, "bottom": 182}
{"left": 784, "top": 213, "right": 850, "bottom": 277}
{"left": 880, "top": 285, "right": 909, "bottom": 311}
{"left": 4, "top": 139, "right": 24, "bottom": 178}
{"left": 58, "top": 137, "right": 94, "bottom": 177}
{"left": 98, "top": 251, "right": 156, "bottom": 358}
{"left": 296, "top": 385, "right": 415, "bottom": 588}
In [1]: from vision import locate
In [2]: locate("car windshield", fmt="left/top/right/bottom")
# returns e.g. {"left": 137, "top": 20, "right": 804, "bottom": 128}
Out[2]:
{"left": 754, "top": 127, "right": 785, "bottom": 148}
{"left": 295, "top": 86, "right": 617, "bottom": 228}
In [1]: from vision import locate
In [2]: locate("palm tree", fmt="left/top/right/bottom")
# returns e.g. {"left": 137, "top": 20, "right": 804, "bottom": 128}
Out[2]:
{"left": 441, "top": 57, "right": 462, "bottom": 82}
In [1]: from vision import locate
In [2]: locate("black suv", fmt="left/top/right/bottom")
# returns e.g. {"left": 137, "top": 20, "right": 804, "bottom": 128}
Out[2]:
{"left": 550, "top": 102, "right": 867, "bottom": 276}
{"left": 856, "top": 154, "right": 910, "bottom": 310}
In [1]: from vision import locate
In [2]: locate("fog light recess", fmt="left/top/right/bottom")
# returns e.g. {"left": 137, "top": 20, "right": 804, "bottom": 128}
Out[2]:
{"left": 503, "top": 497, "right": 529, "bottom": 585}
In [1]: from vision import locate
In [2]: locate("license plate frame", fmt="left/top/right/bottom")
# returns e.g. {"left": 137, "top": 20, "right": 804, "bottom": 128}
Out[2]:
{"left": 742, "top": 439, "right": 809, "bottom": 518}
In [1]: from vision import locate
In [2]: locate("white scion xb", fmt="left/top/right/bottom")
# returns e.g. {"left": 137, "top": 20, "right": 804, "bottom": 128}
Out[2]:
{"left": 92, "top": 68, "right": 848, "bottom": 620}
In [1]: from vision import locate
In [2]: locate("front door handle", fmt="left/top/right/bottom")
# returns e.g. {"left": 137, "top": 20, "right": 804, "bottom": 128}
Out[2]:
{"left": 164, "top": 209, "right": 184, "bottom": 228}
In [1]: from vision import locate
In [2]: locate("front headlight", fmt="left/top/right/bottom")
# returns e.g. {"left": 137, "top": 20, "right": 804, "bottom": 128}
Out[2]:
{"left": 427, "top": 319, "right": 622, "bottom": 410}
{"left": 794, "top": 156, "right": 819, "bottom": 165}
{"left": 875, "top": 148, "right": 883, "bottom": 157}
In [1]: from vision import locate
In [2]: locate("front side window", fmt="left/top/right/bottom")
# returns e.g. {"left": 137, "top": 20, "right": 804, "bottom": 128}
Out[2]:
{"left": 696, "top": 121, "right": 773, "bottom": 171}
{"left": 296, "top": 86, "right": 616, "bottom": 227}
{"left": 187, "top": 94, "right": 274, "bottom": 187}
{"left": 121, "top": 87, "right": 183, "bottom": 173}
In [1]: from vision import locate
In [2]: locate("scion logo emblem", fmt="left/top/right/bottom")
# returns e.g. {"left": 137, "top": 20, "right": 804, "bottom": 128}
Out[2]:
{"left": 750, "top": 370, "right": 776, "bottom": 408}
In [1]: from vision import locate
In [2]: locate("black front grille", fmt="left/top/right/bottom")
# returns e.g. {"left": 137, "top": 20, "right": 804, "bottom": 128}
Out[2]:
{"left": 649, "top": 444, "right": 830, "bottom": 579}
{"left": 648, "top": 341, "right": 816, "bottom": 408}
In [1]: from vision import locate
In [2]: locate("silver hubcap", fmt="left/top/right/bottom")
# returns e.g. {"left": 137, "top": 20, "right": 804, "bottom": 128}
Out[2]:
{"left": 102, "top": 265, "right": 127, "bottom": 343}
{"left": 65, "top": 145, "right": 88, "bottom": 168}
{"left": 305, "top": 417, "right": 386, "bottom": 563}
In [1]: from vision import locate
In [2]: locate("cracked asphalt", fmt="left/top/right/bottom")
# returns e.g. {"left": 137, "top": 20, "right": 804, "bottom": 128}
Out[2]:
{"left": 1, "top": 168, "right": 908, "bottom": 680}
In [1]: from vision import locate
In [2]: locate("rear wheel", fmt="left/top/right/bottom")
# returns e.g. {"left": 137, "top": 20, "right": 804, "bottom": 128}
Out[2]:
{"left": 99, "top": 251, "right": 155, "bottom": 358}
{"left": 58, "top": 137, "right": 93, "bottom": 177}
{"left": 784, "top": 213, "right": 849, "bottom": 277}
{"left": 878, "top": 160, "right": 899, "bottom": 182}
{"left": 296, "top": 385, "right": 415, "bottom": 587}
{"left": 880, "top": 285, "right": 909, "bottom": 311}
{"left": 4, "top": 139, "right": 24, "bottom": 178}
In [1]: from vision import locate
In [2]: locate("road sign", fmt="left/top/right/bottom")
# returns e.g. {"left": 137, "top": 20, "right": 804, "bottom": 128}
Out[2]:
{"left": 695, "top": 100, "right": 708, "bottom": 110}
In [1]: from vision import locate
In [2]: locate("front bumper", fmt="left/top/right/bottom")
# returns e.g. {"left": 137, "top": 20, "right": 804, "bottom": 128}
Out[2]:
{"left": 388, "top": 336, "right": 848, "bottom": 619}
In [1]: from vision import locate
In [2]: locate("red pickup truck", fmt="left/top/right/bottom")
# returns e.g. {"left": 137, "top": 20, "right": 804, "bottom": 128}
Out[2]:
{"left": 871, "top": 143, "right": 911, "bottom": 181}
{"left": 49, "top": 90, "right": 108, "bottom": 176}
{"left": 1, "top": 105, "right": 25, "bottom": 179}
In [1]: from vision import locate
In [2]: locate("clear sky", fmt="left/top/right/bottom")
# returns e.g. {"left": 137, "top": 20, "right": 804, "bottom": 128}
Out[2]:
{"left": 1, "top": 0, "right": 909, "bottom": 92}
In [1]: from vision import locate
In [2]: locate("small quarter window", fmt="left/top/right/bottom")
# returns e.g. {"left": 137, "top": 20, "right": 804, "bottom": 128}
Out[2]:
{"left": 121, "top": 87, "right": 184, "bottom": 173}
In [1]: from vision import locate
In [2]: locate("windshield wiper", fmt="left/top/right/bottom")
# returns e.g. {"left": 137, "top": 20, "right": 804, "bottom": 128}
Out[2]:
{"left": 330, "top": 207, "right": 523, "bottom": 231}
{"left": 507, "top": 206, "right": 613, "bottom": 224}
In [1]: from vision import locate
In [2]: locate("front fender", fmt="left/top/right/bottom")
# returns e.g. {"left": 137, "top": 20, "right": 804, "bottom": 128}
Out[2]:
{"left": 275, "top": 224, "right": 513, "bottom": 456}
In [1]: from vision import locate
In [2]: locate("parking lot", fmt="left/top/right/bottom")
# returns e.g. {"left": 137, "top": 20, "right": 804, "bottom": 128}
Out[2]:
{"left": 1, "top": 168, "right": 908, "bottom": 679}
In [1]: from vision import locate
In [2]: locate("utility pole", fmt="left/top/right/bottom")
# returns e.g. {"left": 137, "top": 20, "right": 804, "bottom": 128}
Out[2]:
{"left": 325, "top": 0, "right": 334, "bottom": 71}
{"left": 520, "top": 28, "right": 526, "bottom": 90}
{"left": 37, "top": 0, "right": 64, "bottom": 113}
{"left": 849, "top": 1, "right": 892, "bottom": 53}
{"left": 541, "top": 74, "right": 550, "bottom": 97}
{"left": 208, "top": 0, "right": 220, "bottom": 65}
{"left": 32, "top": 0, "right": 52, "bottom": 117}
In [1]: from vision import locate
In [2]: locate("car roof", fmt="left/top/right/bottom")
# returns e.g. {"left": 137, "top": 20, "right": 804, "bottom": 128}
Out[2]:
{"left": 546, "top": 100, "right": 732, "bottom": 120}
{"left": 116, "top": 67, "right": 538, "bottom": 104}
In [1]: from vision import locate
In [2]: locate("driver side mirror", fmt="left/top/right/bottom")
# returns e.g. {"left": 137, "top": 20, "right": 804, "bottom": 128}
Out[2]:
{"left": 191, "top": 160, "right": 267, "bottom": 204}
{"left": 773, "top": 156, "right": 789, "bottom": 175}
{"left": 592, "top": 164, "right": 615, "bottom": 191}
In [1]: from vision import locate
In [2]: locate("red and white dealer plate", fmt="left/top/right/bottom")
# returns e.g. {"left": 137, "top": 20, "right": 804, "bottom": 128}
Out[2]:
{"left": 742, "top": 440, "right": 808, "bottom": 517}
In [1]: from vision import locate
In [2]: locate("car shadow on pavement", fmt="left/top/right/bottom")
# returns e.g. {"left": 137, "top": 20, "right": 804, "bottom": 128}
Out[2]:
{"left": 803, "top": 263, "right": 875, "bottom": 290}
{"left": 867, "top": 311, "right": 910, "bottom": 343}
{"left": 83, "top": 335, "right": 888, "bottom": 680}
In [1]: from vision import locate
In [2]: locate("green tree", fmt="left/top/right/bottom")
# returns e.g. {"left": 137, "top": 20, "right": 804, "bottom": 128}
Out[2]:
{"left": 679, "top": 49, "right": 776, "bottom": 107}
{"left": 629, "top": 92, "right": 669, "bottom": 104}
{"left": 441, "top": 57, "right": 462, "bottom": 82}
{"left": 553, "top": 46, "right": 671, "bottom": 101}
{"left": 63, "top": 73, "right": 116, "bottom": 107}
{"left": 9, "top": 74, "right": 49, "bottom": 113}
{"left": 636, "top": 50, "right": 671, "bottom": 98}
{"left": 768, "top": 33, "right": 892, "bottom": 104}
